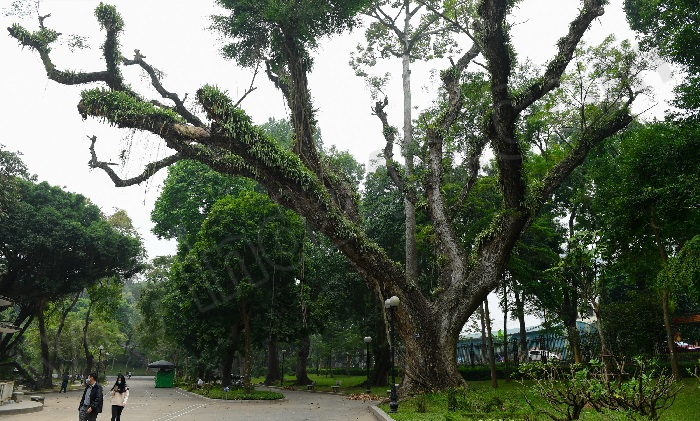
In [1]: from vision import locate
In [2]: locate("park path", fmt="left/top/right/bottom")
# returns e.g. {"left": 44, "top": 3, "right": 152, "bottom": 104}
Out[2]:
{"left": 2, "top": 376, "right": 380, "bottom": 421}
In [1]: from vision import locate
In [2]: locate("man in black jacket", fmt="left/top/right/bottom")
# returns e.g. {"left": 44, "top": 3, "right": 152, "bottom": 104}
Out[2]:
{"left": 78, "top": 372, "right": 103, "bottom": 421}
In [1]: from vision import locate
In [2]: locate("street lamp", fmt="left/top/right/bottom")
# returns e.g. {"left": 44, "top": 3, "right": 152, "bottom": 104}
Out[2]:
{"left": 385, "top": 295, "right": 400, "bottom": 413}
{"left": 363, "top": 336, "right": 372, "bottom": 393}
{"left": 97, "top": 345, "right": 104, "bottom": 380}
{"left": 104, "top": 352, "right": 109, "bottom": 378}
{"left": 281, "top": 350, "right": 286, "bottom": 387}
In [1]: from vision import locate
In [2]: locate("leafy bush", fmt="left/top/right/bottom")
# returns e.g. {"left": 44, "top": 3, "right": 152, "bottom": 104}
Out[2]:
{"left": 519, "top": 357, "right": 682, "bottom": 421}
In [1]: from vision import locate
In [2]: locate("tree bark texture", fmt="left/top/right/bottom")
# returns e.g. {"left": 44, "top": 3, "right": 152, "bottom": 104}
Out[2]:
{"left": 264, "top": 337, "right": 280, "bottom": 386}
{"left": 294, "top": 331, "right": 313, "bottom": 386}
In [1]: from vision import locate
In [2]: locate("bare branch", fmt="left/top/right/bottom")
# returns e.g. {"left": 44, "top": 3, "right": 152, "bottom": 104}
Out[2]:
{"left": 538, "top": 106, "right": 633, "bottom": 206}
{"left": 8, "top": 4, "right": 131, "bottom": 91}
{"left": 87, "top": 135, "right": 183, "bottom": 187}
{"left": 424, "top": 43, "right": 481, "bottom": 287}
{"left": 123, "top": 50, "right": 204, "bottom": 127}
{"left": 513, "top": 0, "right": 606, "bottom": 112}
{"left": 416, "top": 0, "right": 477, "bottom": 44}
{"left": 233, "top": 61, "right": 260, "bottom": 108}
{"left": 8, "top": 24, "right": 112, "bottom": 85}
{"left": 366, "top": 7, "right": 405, "bottom": 46}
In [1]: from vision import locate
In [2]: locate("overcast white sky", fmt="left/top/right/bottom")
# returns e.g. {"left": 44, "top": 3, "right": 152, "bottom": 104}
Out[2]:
{"left": 0, "top": 0, "right": 675, "bottom": 331}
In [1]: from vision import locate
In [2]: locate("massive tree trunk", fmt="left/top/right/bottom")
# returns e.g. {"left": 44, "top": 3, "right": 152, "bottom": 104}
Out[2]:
{"left": 371, "top": 316, "right": 391, "bottom": 387}
{"left": 264, "top": 336, "right": 280, "bottom": 386}
{"left": 294, "top": 330, "right": 313, "bottom": 386}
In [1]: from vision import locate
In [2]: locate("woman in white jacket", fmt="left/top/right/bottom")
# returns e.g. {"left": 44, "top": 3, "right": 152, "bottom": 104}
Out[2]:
{"left": 109, "top": 374, "right": 129, "bottom": 421}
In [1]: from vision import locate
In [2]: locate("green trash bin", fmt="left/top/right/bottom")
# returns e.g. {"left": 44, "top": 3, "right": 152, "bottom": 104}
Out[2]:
{"left": 154, "top": 369, "right": 175, "bottom": 388}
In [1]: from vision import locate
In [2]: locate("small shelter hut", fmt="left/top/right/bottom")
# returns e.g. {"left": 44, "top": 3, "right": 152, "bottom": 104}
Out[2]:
{"left": 147, "top": 360, "right": 176, "bottom": 388}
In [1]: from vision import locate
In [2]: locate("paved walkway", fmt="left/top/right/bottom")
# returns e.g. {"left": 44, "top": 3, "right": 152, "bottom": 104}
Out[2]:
{"left": 0, "top": 377, "right": 383, "bottom": 421}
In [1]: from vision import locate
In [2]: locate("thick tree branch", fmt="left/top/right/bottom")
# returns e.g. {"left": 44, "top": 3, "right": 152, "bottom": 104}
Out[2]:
{"left": 478, "top": 0, "right": 526, "bottom": 210}
{"left": 371, "top": 97, "right": 412, "bottom": 200}
{"left": 538, "top": 106, "right": 633, "bottom": 206}
{"left": 367, "top": 8, "right": 405, "bottom": 45}
{"left": 8, "top": 23, "right": 112, "bottom": 86}
{"left": 424, "top": 43, "right": 481, "bottom": 288}
{"left": 265, "top": 61, "right": 291, "bottom": 101}
{"left": 456, "top": 136, "right": 488, "bottom": 207}
{"left": 513, "top": 0, "right": 606, "bottom": 112}
{"left": 87, "top": 135, "right": 184, "bottom": 187}
{"left": 8, "top": 4, "right": 131, "bottom": 92}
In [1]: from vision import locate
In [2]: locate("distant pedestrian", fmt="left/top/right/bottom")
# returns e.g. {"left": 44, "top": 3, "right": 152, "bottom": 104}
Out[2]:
{"left": 60, "top": 371, "right": 70, "bottom": 393}
{"left": 78, "top": 372, "right": 103, "bottom": 421}
{"left": 109, "top": 373, "right": 129, "bottom": 421}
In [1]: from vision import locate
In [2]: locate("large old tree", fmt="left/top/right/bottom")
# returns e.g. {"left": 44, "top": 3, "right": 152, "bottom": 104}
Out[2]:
{"left": 9, "top": 0, "right": 645, "bottom": 392}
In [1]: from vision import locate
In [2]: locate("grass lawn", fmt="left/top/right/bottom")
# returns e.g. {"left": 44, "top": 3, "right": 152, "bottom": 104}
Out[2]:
{"left": 253, "top": 373, "right": 386, "bottom": 396}
{"left": 377, "top": 378, "right": 700, "bottom": 420}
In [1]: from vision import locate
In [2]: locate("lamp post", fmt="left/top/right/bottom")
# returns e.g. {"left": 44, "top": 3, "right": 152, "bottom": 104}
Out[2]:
{"left": 469, "top": 343, "right": 475, "bottom": 367}
{"left": 385, "top": 295, "right": 400, "bottom": 413}
{"left": 97, "top": 345, "right": 104, "bottom": 381}
{"left": 511, "top": 336, "right": 519, "bottom": 369}
{"left": 104, "top": 352, "right": 109, "bottom": 378}
{"left": 281, "top": 350, "right": 286, "bottom": 387}
{"left": 363, "top": 336, "right": 372, "bottom": 393}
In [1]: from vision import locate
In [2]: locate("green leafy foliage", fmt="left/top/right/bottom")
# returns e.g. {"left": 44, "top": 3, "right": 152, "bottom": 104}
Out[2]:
{"left": 0, "top": 180, "right": 142, "bottom": 303}
{"left": 212, "top": 0, "right": 370, "bottom": 69}
{"left": 624, "top": 0, "right": 700, "bottom": 113}
{"left": 519, "top": 358, "right": 681, "bottom": 421}
{"left": 79, "top": 89, "right": 185, "bottom": 127}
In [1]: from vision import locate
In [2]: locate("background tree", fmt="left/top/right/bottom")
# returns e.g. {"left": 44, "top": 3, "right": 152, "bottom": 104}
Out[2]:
{"left": 0, "top": 178, "right": 142, "bottom": 384}
{"left": 353, "top": 0, "right": 459, "bottom": 288}
{"left": 588, "top": 120, "right": 700, "bottom": 378}
{"left": 624, "top": 0, "right": 700, "bottom": 114}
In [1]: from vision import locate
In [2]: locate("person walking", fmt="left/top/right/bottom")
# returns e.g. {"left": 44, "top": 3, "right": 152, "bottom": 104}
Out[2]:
{"left": 60, "top": 371, "right": 70, "bottom": 393}
{"left": 78, "top": 372, "right": 103, "bottom": 421}
{"left": 109, "top": 374, "right": 129, "bottom": 421}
